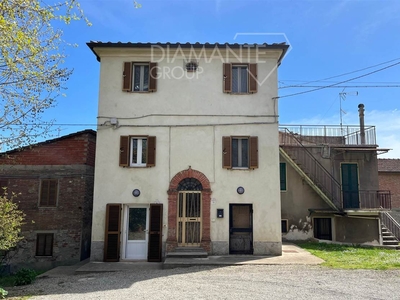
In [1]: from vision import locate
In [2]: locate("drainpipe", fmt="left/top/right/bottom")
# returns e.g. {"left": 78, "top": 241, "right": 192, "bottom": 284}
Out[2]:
{"left": 358, "top": 104, "right": 366, "bottom": 145}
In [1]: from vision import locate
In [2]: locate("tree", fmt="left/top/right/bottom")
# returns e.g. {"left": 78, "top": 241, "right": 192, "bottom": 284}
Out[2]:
{"left": 0, "top": 0, "right": 89, "bottom": 149}
{"left": 0, "top": 192, "right": 25, "bottom": 251}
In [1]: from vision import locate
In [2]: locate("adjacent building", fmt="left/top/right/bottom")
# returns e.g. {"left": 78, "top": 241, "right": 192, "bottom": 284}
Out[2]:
{"left": 0, "top": 130, "right": 96, "bottom": 271}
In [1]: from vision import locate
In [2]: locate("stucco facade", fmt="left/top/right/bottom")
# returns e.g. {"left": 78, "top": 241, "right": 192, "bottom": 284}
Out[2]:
{"left": 88, "top": 42, "right": 288, "bottom": 261}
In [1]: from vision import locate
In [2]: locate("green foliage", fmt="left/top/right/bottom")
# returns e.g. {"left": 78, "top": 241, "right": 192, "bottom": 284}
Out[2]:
{"left": 0, "top": 192, "right": 25, "bottom": 251}
{"left": 298, "top": 242, "right": 400, "bottom": 270}
{"left": 14, "top": 268, "right": 37, "bottom": 286}
{"left": 0, "top": 0, "right": 89, "bottom": 149}
{"left": 0, "top": 287, "right": 7, "bottom": 299}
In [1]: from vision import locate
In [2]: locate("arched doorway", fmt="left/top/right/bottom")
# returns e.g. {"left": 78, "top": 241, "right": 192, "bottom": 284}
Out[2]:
{"left": 167, "top": 167, "right": 211, "bottom": 252}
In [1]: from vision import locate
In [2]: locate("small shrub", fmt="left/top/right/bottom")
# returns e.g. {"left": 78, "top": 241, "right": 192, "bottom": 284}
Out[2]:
{"left": 0, "top": 287, "right": 8, "bottom": 299}
{"left": 14, "top": 268, "right": 37, "bottom": 286}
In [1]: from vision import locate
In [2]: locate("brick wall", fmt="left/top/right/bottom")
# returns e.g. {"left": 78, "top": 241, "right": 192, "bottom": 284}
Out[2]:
{"left": 0, "top": 130, "right": 96, "bottom": 271}
{"left": 379, "top": 172, "right": 400, "bottom": 209}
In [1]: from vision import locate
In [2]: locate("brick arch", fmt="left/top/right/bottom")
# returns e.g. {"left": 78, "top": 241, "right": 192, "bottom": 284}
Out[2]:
{"left": 167, "top": 167, "right": 212, "bottom": 253}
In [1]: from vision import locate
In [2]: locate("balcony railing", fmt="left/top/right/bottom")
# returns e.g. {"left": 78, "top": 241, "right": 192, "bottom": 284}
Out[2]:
{"left": 279, "top": 125, "right": 376, "bottom": 146}
{"left": 357, "top": 190, "right": 392, "bottom": 210}
{"left": 380, "top": 212, "right": 400, "bottom": 241}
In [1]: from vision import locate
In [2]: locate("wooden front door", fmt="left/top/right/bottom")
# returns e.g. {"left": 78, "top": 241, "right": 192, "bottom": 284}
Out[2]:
{"left": 341, "top": 163, "right": 359, "bottom": 209}
{"left": 177, "top": 191, "right": 202, "bottom": 246}
{"left": 229, "top": 204, "right": 253, "bottom": 254}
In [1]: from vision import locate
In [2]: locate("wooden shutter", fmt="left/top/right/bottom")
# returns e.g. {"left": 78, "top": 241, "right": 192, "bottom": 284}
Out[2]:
{"left": 249, "top": 136, "right": 258, "bottom": 169}
{"left": 222, "top": 136, "right": 232, "bottom": 169}
{"left": 149, "top": 62, "right": 157, "bottom": 92}
{"left": 223, "top": 63, "right": 232, "bottom": 93}
{"left": 119, "top": 136, "right": 130, "bottom": 167}
{"left": 104, "top": 204, "right": 121, "bottom": 262}
{"left": 248, "top": 63, "right": 257, "bottom": 93}
{"left": 148, "top": 203, "right": 163, "bottom": 262}
{"left": 40, "top": 179, "right": 58, "bottom": 206}
{"left": 146, "top": 136, "right": 156, "bottom": 167}
{"left": 122, "top": 62, "right": 132, "bottom": 91}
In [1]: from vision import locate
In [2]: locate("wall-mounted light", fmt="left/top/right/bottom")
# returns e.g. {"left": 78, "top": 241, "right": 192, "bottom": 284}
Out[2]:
{"left": 132, "top": 189, "right": 141, "bottom": 197}
{"left": 237, "top": 186, "right": 245, "bottom": 195}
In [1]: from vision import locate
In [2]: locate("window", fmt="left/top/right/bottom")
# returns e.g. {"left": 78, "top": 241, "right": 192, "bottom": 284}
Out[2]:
{"left": 39, "top": 179, "right": 58, "bottom": 207}
{"left": 280, "top": 163, "right": 287, "bottom": 191}
{"left": 130, "top": 137, "right": 147, "bottom": 166}
{"left": 223, "top": 63, "right": 257, "bottom": 94}
{"left": 281, "top": 219, "right": 288, "bottom": 233}
{"left": 122, "top": 62, "right": 157, "bottom": 92}
{"left": 119, "top": 136, "right": 156, "bottom": 167}
{"left": 222, "top": 136, "right": 258, "bottom": 169}
{"left": 186, "top": 61, "right": 198, "bottom": 72}
{"left": 36, "top": 233, "right": 53, "bottom": 256}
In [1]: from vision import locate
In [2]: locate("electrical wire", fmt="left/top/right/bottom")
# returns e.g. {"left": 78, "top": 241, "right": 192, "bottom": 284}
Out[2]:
{"left": 275, "top": 60, "right": 400, "bottom": 99}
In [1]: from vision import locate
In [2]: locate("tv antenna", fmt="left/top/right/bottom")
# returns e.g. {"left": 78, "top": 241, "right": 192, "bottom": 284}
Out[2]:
{"left": 339, "top": 91, "right": 358, "bottom": 132}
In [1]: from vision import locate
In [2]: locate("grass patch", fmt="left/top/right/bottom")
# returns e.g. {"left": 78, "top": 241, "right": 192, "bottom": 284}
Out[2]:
{"left": 298, "top": 242, "right": 400, "bottom": 270}
{"left": 0, "top": 275, "right": 16, "bottom": 287}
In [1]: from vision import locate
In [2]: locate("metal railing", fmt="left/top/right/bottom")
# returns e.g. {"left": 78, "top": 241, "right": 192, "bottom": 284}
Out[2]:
{"left": 279, "top": 125, "right": 376, "bottom": 146}
{"left": 380, "top": 211, "right": 400, "bottom": 241}
{"left": 280, "top": 128, "right": 342, "bottom": 210}
{"left": 358, "top": 190, "right": 392, "bottom": 209}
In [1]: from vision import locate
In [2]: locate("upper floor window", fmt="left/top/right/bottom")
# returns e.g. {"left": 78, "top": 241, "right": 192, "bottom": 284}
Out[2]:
{"left": 222, "top": 136, "right": 258, "bottom": 169}
{"left": 133, "top": 64, "right": 149, "bottom": 91}
{"left": 122, "top": 62, "right": 157, "bottom": 93}
{"left": 223, "top": 63, "right": 257, "bottom": 94}
{"left": 119, "top": 135, "right": 156, "bottom": 168}
{"left": 39, "top": 179, "right": 58, "bottom": 207}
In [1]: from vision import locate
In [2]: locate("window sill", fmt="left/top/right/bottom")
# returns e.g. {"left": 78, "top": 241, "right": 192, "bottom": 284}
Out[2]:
{"left": 35, "top": 255, "right": 53, "bottom": 258}
{"left": 128, "top": 165, "right": 147, "bottom": 168}
{"left": 231, "top": 167, "right": 250, "bottom": 171}
{"left": 38, "top": 206, "right": 57, "bottom": 209}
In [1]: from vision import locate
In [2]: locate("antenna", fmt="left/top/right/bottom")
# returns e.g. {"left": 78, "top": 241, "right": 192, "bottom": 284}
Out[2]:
{"left": 338, "top": 91, "right": 358, "bottom": 133}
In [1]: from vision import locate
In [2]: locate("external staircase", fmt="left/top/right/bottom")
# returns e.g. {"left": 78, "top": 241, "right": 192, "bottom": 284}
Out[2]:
{"left": 381, "top": 224, "right": 399, "bottom": 247}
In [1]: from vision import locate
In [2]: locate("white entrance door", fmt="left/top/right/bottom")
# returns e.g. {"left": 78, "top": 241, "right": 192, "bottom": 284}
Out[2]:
{"left": 125, "top": 206, "right": 149, "bottom": 260}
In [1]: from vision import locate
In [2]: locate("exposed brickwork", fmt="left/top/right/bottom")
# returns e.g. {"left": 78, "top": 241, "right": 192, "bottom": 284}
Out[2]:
{"left": 379, "top": 173, "right": 400, "bottom": 209}
{"left": 0, "top": 130, "right": 96, "bottom": 271}
{"left": 167, "top": 167, "right": 212, "bottom": 253}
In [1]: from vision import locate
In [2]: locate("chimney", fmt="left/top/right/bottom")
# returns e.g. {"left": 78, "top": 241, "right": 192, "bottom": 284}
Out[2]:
{"left": 358, "top": 103, "right": 365, "bottom": 145}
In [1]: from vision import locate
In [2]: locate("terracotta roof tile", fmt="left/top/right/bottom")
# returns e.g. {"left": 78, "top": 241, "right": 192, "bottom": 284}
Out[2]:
{"left": 378, "top": 158, "right": 400, "bottom": 172}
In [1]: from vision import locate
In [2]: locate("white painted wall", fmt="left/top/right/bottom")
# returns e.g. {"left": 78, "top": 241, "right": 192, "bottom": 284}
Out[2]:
{"left": 91, "top": 46, "right": 284, "bottom": 255}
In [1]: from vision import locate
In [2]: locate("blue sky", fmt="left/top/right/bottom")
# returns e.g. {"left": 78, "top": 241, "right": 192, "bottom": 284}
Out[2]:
{"left": 43, "top": 0, "right": 400, "bottom": 157}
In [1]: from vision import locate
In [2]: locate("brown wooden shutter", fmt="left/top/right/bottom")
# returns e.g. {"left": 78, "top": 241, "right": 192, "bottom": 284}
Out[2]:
{"left": 148, "top": 203, "right": 163, "bottom": 262}
{"left": 249, "top": 63, "right": 257, "bottom": 93}
{"left": 122, "top": 62, "right": 132, "bottom": 91}
{"left": 149, "top": 62, "right": 157, "bottom": 92}
{"left": 146, "top": 136, "right": 156, "bottom": 167}
{"left": 104, "top": 204, "right": 121, "bottom": 262}
{"left": 222, "top": 136, "right": 232, "bottom": 169}
{"left": 40, "top": 179, "right": 58, "bottom": 206}
{"left": 223, "top": 63, "right": 232, "bottom": 93}
{"left": 119, "top": 136, "right": 130, "bottom": 167}
{"left": 249, "top": 136, "right": 258, "bottom": 169}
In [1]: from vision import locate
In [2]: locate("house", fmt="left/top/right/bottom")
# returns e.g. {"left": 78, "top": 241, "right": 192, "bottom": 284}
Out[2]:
{"left": 87, "top": 41, "right": 289, "bottom": 262}
{"left": 0, "top": 130, "right": 96, "bottom": 271}
{"left": 280, "top": 104, "right": 399, "bottom": 246}
{"left": 378, "top": 159, "right": 400, "bottom": 209}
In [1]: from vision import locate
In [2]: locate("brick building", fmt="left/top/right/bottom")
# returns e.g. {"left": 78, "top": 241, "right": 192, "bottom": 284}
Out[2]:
{"left": 0, "top": 130, "right": 96, "bottom": 271}
{"left": 378, "top": 158, "right": 400, "bottom": 209}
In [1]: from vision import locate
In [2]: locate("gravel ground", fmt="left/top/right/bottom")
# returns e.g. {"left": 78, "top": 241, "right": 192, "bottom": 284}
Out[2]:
{"left": 8, "top": 265, "right": 400, "bottom": 300}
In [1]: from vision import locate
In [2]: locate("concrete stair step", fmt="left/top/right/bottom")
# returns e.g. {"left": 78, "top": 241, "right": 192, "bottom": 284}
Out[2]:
{"left": 383, "top": 241, "right": 400, "bottom": 246}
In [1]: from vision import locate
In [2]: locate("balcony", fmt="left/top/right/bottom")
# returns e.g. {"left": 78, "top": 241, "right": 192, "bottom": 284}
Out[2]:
{"left": 279, "top": 125, "right": 376, "bottom": 146}
{"left": 344, "top": 190, "right": 392, "bottom": 210}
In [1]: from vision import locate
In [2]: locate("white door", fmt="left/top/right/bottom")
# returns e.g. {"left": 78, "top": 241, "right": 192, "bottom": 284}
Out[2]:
{"left": 125, "top": 206, "right": 149, "bottom": 260}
